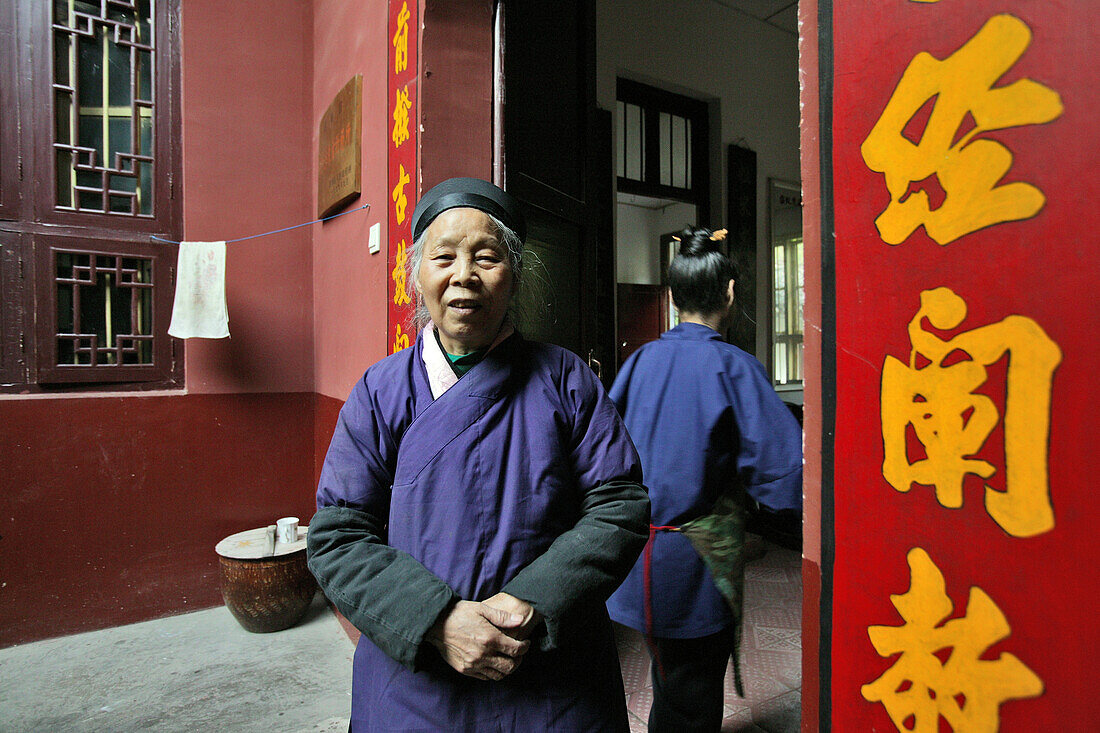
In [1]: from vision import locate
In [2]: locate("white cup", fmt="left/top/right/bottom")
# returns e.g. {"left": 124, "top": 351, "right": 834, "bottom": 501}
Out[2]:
{"left": 276, "top": 517, "right": 299, "bottom": 544}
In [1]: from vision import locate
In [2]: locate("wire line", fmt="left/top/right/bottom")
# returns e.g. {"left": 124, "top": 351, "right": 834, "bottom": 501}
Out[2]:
{"left": 150, "top": 203, "right": 371, "bottom": 245}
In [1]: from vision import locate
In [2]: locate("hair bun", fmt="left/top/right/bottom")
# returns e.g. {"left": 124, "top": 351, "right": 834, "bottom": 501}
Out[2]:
{"left": 677, "top": 226, "right": 725, "bottom": 256}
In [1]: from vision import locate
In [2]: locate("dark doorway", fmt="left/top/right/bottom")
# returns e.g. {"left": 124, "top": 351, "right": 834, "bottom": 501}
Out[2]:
{"left": 499, "top": 1, "right": 614, "bottom": 381}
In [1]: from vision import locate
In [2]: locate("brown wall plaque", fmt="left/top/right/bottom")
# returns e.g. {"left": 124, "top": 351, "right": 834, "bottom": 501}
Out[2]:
{"left": 318, "top": 75, "right": 363, "bottom": 218}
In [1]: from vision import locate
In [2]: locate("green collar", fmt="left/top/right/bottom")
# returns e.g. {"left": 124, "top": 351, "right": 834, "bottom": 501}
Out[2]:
{"left": 434, "top": 328, "right": 486, "bottom": 377}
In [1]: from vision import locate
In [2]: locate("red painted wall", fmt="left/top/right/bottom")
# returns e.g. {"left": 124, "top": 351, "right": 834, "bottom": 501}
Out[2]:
{"left": 0, "top": 0, "right": 554, "bottom": 654}
{"left": 313, "top": 393, "right": 346, "bottom": 489}
{"left": 181, "top": 0, "right": 314, "bottom": 395}
{"left": 827, "top": 0, "right": 1097, "bottom": 728}
{"left": 309, "top": 0, "right": 496, "bottom": 435}
{"left": 419, "top": 0, "right": 494, "bottom": 190}
{"left": 312, "top": 0, "right": 391, "bottom": 403}
{"left": 1, "top": 1, "right": 336, "bottom": 647}
{"left": 0, "top": 393, "right": 316, "bottom": 646}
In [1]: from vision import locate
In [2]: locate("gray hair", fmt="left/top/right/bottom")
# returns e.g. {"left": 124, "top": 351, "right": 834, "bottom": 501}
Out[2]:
{"left": 407, "top": 213, "right": 526, "bottom": 330}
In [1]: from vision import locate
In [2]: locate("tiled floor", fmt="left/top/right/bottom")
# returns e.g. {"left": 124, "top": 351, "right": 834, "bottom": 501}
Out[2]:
{"left": 615, "top": 539, "right": 802, "bottom": 733}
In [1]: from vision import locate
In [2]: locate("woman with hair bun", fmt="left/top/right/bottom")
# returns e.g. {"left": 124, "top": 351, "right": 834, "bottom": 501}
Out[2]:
{"left": 606, "top": 225, "right": 803, "bottom": 732}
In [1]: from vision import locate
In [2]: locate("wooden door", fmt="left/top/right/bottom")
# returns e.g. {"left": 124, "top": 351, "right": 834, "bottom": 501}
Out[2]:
{"left": 501, "top": 0, "right": 613, "bottom": 380}
{"left": 616, "top": 283, "right": 665, "bottom": 366}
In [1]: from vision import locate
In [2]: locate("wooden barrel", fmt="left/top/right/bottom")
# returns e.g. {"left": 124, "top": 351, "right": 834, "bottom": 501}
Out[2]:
{"left": 215, "top": 526, "right": 317, "bottom": 633}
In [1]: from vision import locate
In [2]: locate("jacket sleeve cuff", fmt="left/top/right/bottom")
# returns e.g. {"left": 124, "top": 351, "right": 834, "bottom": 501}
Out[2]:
{"left": 500, "top": 479, "right": 649, "bottom": 650}
{"left": 745, "top": 465, "right": 803, "bottom": 512}
{"left": 306, "top": 505, "right": 459, "bottom": 670}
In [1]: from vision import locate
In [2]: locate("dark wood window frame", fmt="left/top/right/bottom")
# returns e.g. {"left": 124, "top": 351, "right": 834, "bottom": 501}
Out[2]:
{"left": 616, "top": 77, "right": 710, "bottom": 222}
{"left": 2, "top": 0, "right": 182, "bottom": 392}
{"left": 0, "top": 0, "right": 19, "bottom": 221}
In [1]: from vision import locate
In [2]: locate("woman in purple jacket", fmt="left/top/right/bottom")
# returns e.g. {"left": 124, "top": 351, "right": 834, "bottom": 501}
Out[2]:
{"left": 606, "top": 226, "right": 803, "bottom": 732}
{"left": 307, "top": 178, "right": 649, "bottom": 732}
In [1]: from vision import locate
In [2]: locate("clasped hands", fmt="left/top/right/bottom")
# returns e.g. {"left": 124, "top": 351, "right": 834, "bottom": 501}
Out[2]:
{"left": 425, "top": 592, "right": 543, "bottom": 681}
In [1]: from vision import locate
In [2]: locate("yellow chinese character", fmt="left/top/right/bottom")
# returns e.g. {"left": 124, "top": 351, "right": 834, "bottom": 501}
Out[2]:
{"left": 391, "top": 239, "right": 410, "bottom": 306}
{"left": 881, "top": 287, "right": 1061, "bottom": 537}
{"left": 392, "top": 163, "right": 410, "bottom": 224}
{"left": 392, "top": 86, "right": 412, "bottom": 149}
{"left": 861, "top": 15, "right": 1063, "bottom": 245}
{"left": 862, "top": 548, "right": 1043, "bottom": 731}
{"left": 393, "top": 324, "right": 410, "bottom": 353}
{"left": 393, "top": 1, "right": 410, "bottom": 75}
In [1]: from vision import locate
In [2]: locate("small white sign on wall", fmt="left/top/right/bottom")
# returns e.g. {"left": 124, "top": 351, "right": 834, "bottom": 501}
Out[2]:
{"left": 368, "top": 222, "right": 381, "bottom": 254}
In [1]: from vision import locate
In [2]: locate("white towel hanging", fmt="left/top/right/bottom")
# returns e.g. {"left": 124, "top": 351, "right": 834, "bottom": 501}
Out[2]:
{"left": 168, "top": 241, "right": 230, "bottom": 339}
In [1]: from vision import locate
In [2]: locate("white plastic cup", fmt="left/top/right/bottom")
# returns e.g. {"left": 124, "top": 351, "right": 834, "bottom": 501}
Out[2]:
{"left": 276, "top": 517, "right": 299, "bottom": 544}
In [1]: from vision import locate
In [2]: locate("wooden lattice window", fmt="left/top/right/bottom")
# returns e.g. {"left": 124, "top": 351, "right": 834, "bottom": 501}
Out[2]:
{"left": 53, "top": 0, "right": 157, "bottom": 218}
{"left": 0, "top": 2, "right": 17, "bottom": 220}
{"left": 0, "top": 0, "right": 181, "bottom": 391}
{"left": 34, "top": 236, "right": 174, "bottom": 384}
{"left": 55, "top": 251, "right": 154, "bottom": 366}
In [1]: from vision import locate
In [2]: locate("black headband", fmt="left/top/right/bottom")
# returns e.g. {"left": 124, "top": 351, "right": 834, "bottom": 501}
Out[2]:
{"left": 411, "top": 177, "right": 527, "bottom": 243}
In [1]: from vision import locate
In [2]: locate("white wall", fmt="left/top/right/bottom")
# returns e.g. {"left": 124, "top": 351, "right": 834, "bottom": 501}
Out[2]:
{"left": 615, "top": 203, "right": 658, "bottom": 284}
{"left": 616, "top": 201, "right": 696, "bottom": 284}
{"left": 599, "top": 0, "right": 800, "bottom": 356}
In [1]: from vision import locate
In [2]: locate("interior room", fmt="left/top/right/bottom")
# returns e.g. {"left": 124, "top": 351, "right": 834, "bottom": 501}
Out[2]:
{"left": 598, "top": 1, "right": 803, "bottom": 729}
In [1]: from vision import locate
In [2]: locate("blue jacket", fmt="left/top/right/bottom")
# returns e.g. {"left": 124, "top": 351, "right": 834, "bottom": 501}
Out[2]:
{"left": 606, "top": 322, "right": 802, "bottom": 638}
{"left": 309, "top": 331, "right": 648, "bottom": 731}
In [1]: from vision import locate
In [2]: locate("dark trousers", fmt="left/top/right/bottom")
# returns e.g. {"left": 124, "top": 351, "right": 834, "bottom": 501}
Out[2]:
{"left": 647, "top": 626, "right": 737, "bottom": 733}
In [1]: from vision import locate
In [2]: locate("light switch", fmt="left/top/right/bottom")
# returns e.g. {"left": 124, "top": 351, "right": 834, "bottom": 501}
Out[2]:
{"left": 368, "top": 222, "right": 381, "bottom": 254}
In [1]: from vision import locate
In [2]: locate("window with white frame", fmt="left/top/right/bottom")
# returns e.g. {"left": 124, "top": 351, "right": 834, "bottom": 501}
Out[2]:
{"left": 769, "top": 180, "right": 803, "bottom": 386}
{"left": 615, "top": 78, "right": 709, "bottom": 217}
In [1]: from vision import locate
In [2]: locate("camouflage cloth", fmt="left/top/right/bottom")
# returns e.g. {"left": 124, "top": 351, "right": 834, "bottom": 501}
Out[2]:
{"left": 676, "top": 488, "right": 750, "bottom": 696}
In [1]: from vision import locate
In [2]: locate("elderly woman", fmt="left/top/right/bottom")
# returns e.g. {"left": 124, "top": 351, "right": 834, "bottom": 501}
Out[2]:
{"left": 307, "top": 177, "right": 650, "bottom": 732}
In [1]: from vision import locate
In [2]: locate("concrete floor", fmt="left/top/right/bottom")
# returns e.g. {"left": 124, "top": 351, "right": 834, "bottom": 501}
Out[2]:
{"left": 617, "top": 541, "right": 802, "bottom": 733}
{"left": 1, "top": 541, "right": 801, "bottom": 733}
{"left": 0, "top": 594, "right": 353, "bottom": 733}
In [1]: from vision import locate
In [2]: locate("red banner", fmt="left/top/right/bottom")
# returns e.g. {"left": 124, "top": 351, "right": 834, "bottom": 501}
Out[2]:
{"left": 387, "top": 0, "right": 418, "bottom": 352}
{"left": 830, "top": 0, "right": 1098, "bottom": 729}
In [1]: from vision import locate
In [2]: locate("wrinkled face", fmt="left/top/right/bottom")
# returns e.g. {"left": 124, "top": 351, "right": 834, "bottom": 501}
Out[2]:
{"left": 416, "top": 207, "right": 514, "bottom": 355}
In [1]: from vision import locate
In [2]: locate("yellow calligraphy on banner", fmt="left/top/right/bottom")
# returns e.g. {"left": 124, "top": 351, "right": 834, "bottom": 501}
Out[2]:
{"left": 391, "top": 239, "right": 410, "bottom": 306}
{"left": 392, "top": 163, "right": 410, "bottom": 224}
{"left": 881, "top": 287, "right": 1061, "bottom": 537}
{"left": 392, "top": 324, "right": 410, "bottom": 353}
{"left": 861, "top": 15, "right": 1063, "bottom": 245}
{"left": 392, "top": 1, "right": 410, "bottom": 75}
{"left": 862, "top": 548, "right": 1043, "bottom": 731}
{"left": 392, "top": 86, "right": 412, "bottom": 149}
